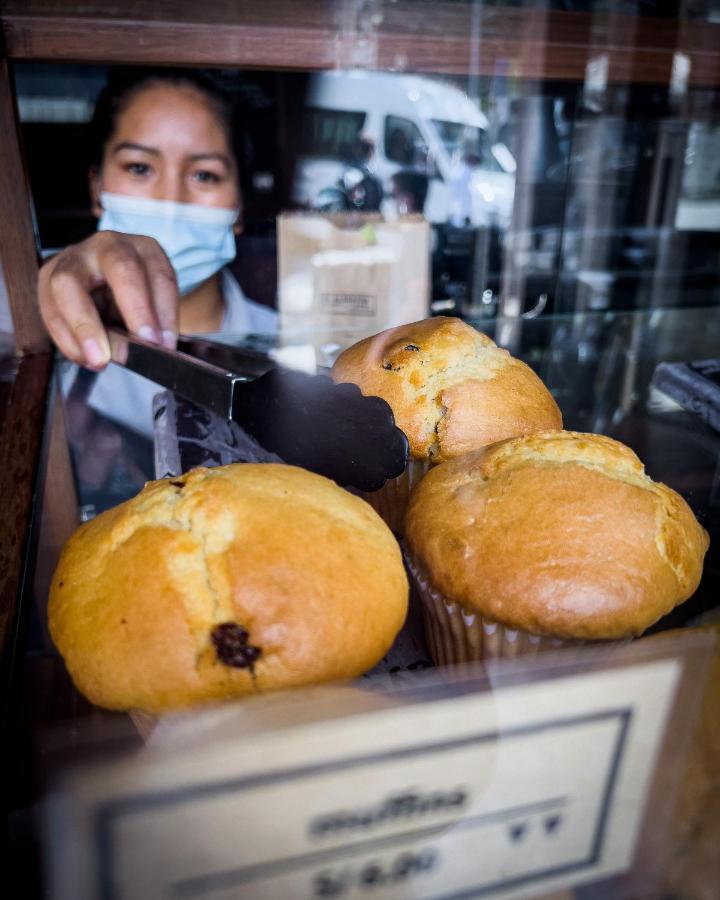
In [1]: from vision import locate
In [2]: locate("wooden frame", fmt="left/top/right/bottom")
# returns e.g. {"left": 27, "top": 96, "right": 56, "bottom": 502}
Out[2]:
{"left": 0, "top": 5, "right": 719, "bottom": 892}
{"left": 3, "top": 1, "right": 720, "bottom": 85}
{"left": 0, "top": 352, "right": 51, "bottom": 708}
{"left": 0, "top": 56, "right": 45, "bottom": 353}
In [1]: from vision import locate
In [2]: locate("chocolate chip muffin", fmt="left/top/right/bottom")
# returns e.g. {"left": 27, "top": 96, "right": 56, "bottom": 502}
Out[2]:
{"left": 331, "top": 316, "right": 562, "bottom": 532}
{"left": 49, "top": 463, "right": 408, "bottom": 713}
{"left": 405, "top": 431, "right": 709, "bottom": 664}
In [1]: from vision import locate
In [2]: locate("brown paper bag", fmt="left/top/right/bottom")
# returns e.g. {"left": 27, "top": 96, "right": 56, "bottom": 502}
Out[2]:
{"left": 278, "top": 212, "right": 430, "bottom": 351}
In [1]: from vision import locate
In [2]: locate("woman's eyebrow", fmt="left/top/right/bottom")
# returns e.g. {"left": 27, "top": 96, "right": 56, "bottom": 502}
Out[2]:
{"left": 188, "top": 152, "right": 232, "bottom": 167}
{"left": 112, "top": 141, "right": 160, "bottom": 156}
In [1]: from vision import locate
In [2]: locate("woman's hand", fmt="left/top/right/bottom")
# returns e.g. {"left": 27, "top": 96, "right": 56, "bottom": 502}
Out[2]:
{"left": 38, "top": 230, "right": 179, "bottom": 369}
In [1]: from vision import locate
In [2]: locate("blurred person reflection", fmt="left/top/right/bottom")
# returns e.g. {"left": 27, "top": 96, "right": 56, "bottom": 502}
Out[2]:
{"left": 389, "top": 170, "right": 429, "bottom": 216}
{"left": 448, "top": 142, "right": 480, "bottom": 228}
{"left": 342, "top": 131, "right": 383, "bottom": 212}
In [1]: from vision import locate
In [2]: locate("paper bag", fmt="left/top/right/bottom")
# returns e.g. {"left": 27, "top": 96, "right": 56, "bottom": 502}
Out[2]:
{"left": 278, "top": 213, "right": 430, "bottom": 351}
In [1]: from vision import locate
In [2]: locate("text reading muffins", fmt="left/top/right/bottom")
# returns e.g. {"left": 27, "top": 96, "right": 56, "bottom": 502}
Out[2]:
{"left": 49, "top": 463, "right": 408, "bottom": 713}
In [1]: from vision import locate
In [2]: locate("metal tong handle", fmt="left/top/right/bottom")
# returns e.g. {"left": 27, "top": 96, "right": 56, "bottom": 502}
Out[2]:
{"left": 176, "top": 334, "right": 276, "bottom": 380}
{"left": 107, "top": 326, "right": 249, "bottom": 420}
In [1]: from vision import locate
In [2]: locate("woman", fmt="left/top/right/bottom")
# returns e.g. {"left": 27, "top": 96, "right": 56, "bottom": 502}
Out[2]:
{"left": 38, "top": 67, "right": 276, "bottom": 437}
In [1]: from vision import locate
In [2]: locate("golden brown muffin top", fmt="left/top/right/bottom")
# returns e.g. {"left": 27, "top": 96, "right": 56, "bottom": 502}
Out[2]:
{"left": 405, "top": 431, "right": 709, "bottom": 639}
{"left": 331, "top": 317, "right": 562, "bottom": 462}
{"left": 49, "top": 464, "right": 408, "bottom": 713}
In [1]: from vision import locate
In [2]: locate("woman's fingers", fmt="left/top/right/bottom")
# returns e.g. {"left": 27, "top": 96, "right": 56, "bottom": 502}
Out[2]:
{"left": 39, "top": 256, "right": 110, "bottom": 368}
{"left": 93, "top": 232, "right": 162, "bottom": 343}
{"left": 38, "top": 293, "right": 85, "bottom": 365}
{"left": 38, "top": 231, "right": 180, "bottom": 368}
{"left": 134, "top": 236, "right": 179, "bottom": 348}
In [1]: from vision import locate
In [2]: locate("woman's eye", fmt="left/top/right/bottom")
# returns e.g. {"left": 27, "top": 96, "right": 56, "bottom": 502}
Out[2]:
{"left": 193, "top": 170, "right": 221, "bottom": 184}
{"left": 124, "top": 162, "right": 151, "bottom": 177}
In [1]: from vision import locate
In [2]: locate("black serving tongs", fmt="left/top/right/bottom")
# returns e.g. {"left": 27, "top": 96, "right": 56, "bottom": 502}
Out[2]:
{"left": 107, "top": 326, "right": 408, "bottom": 491}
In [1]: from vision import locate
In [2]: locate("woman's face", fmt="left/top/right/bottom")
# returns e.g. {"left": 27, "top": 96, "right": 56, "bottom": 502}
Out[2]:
{"left": 91, "top": 83, "right": 240, "bottom": 213}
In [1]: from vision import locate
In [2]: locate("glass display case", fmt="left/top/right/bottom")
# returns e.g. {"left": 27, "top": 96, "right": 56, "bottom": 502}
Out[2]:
{"left": 1, "top": 3, "right": 719, "bottom": 899}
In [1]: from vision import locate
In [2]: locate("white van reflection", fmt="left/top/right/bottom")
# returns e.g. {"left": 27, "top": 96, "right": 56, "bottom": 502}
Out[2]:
{"left": 292, "top": 70, "right": 516, "bottom": 228}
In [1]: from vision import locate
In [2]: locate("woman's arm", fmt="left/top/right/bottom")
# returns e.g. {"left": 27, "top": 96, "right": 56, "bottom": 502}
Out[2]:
{"left": 38, "top": 230, "right": 179, "bottom": 369}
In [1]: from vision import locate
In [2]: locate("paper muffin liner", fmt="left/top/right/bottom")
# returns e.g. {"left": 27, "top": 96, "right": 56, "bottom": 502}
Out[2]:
{"left": 362, "top": 458, "right": 431, "bottom": 534}
{"left": 129, "top": 709, "right": 159, "bottom": 742}
{"left": 405, "top": 554, "right": 588, "bottom": 665}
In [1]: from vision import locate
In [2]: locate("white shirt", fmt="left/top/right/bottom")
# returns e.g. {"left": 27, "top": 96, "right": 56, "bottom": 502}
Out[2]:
{"left": 63, "top": 269, "right": 277, "bottom": 438}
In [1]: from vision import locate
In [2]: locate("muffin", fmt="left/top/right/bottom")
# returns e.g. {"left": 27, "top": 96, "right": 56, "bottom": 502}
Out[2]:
{"left": 49, "top": 463, "right": 408, "bottom": 713}
{"left": 405, "top": 430, "right": 709, "bottom": 664}
{"left": 331, "top": 316, "right": 562, "bottom": 532}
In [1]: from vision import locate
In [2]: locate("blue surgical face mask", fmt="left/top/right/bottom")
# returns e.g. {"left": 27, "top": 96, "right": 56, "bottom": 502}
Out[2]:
{"left": 98, "top": 192, "right": 238, "bottom": 296}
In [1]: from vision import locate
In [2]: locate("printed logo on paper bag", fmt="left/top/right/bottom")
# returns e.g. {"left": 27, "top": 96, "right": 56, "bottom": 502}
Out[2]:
{"left": 318, "top": 293, "right": 377, "bottom": 316}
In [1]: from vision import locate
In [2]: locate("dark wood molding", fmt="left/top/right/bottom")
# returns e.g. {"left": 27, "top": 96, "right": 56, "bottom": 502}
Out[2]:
{"left": 0, "top": 351, "right": 52, "bottom": 694}
{"left": 30, "top": 378, "right": 79, "bottom": 646}
{"left": 0, "top": 58, "right": 47, "bottom": 353}
{"left": 2, "top": 2, "right": 720, "bottom": 86}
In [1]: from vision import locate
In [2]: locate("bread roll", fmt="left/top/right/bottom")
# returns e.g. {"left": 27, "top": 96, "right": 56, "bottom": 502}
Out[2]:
{"left": 49, "top": 463, "right": 408, "bottom": 713}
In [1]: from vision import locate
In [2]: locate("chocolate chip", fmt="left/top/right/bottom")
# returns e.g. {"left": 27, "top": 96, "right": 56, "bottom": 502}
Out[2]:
{"left": 382, "top": 362, "right": 393, "bottom": 370}
{"left": 169, "top": 480, "right": 185, "bottom": 489}
{"left": 404, "top": 344, "right": 420, "bottom": 351}
{"left": 211, "top": 623, "right": 262, "bottom": 671}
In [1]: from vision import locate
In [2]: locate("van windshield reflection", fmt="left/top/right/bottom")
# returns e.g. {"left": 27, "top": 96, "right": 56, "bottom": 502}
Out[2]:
{"left": 432, "top": 120, "right": 504, "bottom": 173}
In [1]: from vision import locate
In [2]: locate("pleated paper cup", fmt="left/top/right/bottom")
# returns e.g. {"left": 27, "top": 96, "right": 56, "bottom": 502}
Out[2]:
{"left": 362, "top": 458, "right": 431, "bottom": 535}
{"left": 405, "top": 554, "right": 586, "bottom": 666}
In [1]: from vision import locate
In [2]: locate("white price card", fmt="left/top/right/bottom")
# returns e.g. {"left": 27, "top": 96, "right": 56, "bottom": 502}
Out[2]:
{"left": 47, "top": 638, "right": 709, "bottom": 900}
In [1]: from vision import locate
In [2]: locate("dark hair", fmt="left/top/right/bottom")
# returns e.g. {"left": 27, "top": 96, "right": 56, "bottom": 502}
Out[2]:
{"left": 88, "top": 67, "right": 238, "bottom": 170}
{"left": 391, "top": 170, "right": 429, "bottom": 213}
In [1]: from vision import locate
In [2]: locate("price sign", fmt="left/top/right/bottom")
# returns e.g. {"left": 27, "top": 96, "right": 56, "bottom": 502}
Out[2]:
{"left": 47, "top": 639, "right": 707, "bottom": 900}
